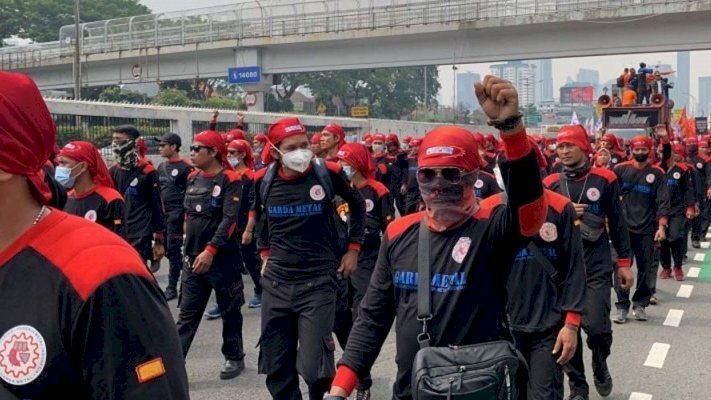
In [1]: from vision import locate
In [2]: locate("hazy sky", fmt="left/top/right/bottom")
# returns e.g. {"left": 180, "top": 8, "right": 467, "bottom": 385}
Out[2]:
{"left": 140, "top": 0, "right": 710, "bottom": 110}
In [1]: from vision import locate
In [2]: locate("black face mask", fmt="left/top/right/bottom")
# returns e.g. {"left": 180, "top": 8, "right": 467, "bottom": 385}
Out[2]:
{"left": 633, "top": 153, "right": 649, "bottom": 162}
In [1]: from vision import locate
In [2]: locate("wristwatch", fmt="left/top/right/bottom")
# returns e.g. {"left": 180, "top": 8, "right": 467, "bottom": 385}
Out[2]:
{"left": 487, "top": 112, "right": 523, "bottom": 131}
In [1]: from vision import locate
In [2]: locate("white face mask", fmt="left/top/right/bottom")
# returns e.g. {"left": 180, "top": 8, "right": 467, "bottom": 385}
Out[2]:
{"left": 342, "top": 165, "right": 355, "bottom": 178}
{"left": 493, "top": 166, "right": 505, "bottom": 191}
{"left": 278, "top": 148, "right": 313, "bottom": 173}
{"left": 547, "top": 144, "right": 557, "bottom": 151}
{"left": 228, "top": 158, "right": 239, "bottom": 168}
{"left": 372, "top": 144, "right": 385, "bottom": 153}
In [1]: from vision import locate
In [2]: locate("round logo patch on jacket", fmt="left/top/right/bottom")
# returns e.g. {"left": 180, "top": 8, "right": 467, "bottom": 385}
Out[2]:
{"left": 84, "top": 209, "right": 97, "bottom": 222}
{"left": 310, "top": 185, "right": 325, "bottom": 201}
{"left": 586, "top": 188, "right": 601, "bottom": 202}
{"left": 539, "top": 222, "right": 558, "bottom": 242}
{"left": 0, "top": 325, "right": 47, "bottom": 386}
{"left": 646, "top": 173, "right": 655, "bottom": 184}
{"left": 451, "top": 237, "right": 472, "bottom": 264}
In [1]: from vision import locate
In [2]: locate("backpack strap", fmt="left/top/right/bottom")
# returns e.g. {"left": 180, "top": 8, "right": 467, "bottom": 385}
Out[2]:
{"left": 259, "top": 162, "right": 279, "bottom": 210}
{"left": 311, "top": 158, "right": 335, "bottom": 202}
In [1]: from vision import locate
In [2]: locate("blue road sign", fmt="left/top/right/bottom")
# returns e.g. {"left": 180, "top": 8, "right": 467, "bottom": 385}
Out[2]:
{"left": 228, "top": 66, "right": 262, "bottom": 84}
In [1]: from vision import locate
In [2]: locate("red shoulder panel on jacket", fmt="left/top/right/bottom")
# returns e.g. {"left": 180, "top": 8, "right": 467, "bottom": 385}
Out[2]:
{"left": 386, "top": 211, "right": 424, "bottom": 240}
{"left": 325, "top": 161, "right": 343, "bottom": 174}
{"left": 477, "top": 193, "right": 505, "bottom": 220}
{"left": 253, "top": 167, "right": 267, "bottom": 182}
{"left": 224, "top": 169, "right": 241, "bottom": 183}
{"left": 94, "top": 186, "right": 124, "bottom": 204}
{"left": 242, "top": 169, "right": 255, "bottom": 181}
{"left": 139, "top": 160, "right": 156, "bottom": 174}
{"left": 590, "top": 167, "right": 617, "bottom": 184}
{"left": 678, "top": 163, "right": 690, "bottom": 172}
{"left": 544, "top": 189, "right": 570, "bottom": 215}
{"left": 26, "top": 211, "right": 153, "bottom": 300}
{"left": 542, "top": 173, "right": 560, "bottom": 188}
{"left": 367, "top": 179, "right": 390, "bottom": 198}
{"left": 614, "top": 160, "right": 634, "bottom": 170}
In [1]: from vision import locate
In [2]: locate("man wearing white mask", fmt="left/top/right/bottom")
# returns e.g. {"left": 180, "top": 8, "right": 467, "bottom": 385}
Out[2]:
{"left": 253, "top": 117, "right": 366, "bottom": 399}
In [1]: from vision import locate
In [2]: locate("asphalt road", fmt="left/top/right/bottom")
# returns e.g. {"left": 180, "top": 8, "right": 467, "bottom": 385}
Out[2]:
{"left": 155, "top": 237, "right": 711, "bottom": 400}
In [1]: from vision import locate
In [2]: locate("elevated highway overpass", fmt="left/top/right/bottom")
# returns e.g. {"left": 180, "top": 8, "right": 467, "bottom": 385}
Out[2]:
{"left": 2, "top": 0, "right": 710, "bottom": 90}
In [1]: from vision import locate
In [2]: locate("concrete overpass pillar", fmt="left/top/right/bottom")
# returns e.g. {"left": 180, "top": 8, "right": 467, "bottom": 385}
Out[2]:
{"left": 172, "top": 118, "right": 194, "bottom": 155}
{"left": 233, "top": 48, "right": 271, "bottom": 112}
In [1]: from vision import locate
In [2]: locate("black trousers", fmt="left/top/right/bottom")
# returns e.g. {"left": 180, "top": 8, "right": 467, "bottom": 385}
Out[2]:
{"left": 129, "top": 235, "right": 153, "bottom": 266}
{"left": 240, "top": 235, "right": 262, "bottom": 296}
{"left": 165, "top": 210, "right": 184, "bottom": 291}
{"left": 259, "top": 274, "right": 337, "bottom": 400}
{"left": 615, "top": 232, "right": 654, "bottom": 310}
{"left": 566, "top": 237, "right": 613, "bottom": 394}
{"left": 176, "top": 251, "right": 245, "bottom": 361}
{"left": 513, "top": 328, "right": 563, "bottom": 400}
{"left": 660, "top": 237, "right": 685, "bottom": 268}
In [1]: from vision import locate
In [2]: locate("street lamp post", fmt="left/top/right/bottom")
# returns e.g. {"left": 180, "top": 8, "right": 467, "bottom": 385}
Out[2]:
{"left": 452, "top": 64, "right": 458, "bottom": 123}
{"left": 73, "top": 0, "right": 81, "bottom": 100}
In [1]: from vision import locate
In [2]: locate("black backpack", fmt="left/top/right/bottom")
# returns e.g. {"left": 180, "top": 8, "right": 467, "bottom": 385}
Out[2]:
{"left": 259, "top": 158, "right": 349, "bottom": 256}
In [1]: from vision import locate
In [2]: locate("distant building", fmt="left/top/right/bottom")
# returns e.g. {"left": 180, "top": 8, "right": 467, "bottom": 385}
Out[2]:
{"left": 540, "top": 59, "right": 554, "bottom": 103}
{"left": 699, "top": 76, "right": 711, "bottom": 116}
{"left": 671, "top": 52, "right": 690, "bottom": 109}
{"left": 576, "top": 69, "right": 599, "bottom": 86}
{"left": 490, "top": 61, "right": 536, "bottom": 106}
{"left": 456, "top": 72, "right": 481, "bottom": 111}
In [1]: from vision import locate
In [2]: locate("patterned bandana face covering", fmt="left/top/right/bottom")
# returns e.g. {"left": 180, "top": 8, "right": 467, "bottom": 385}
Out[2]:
{"left": 112, "top": 140, "right": 139, "bottom": 170}
{"left": 420, "top": 174, "right": 479, "bottom": 232}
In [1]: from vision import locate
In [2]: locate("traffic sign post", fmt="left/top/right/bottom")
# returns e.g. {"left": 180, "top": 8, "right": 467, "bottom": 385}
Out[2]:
{"left": 228, "top": 66, "right": 262, "bottom": 84}
{"left": 244, "top": 93, "right": 257, "bottom": 107}
{"left": 351, "top": 106, "right": 369, "bottom": 118}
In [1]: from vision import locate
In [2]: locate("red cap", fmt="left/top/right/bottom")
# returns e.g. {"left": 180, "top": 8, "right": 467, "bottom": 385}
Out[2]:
{"left": 253, "top": 133, "right": 267, "bottom": 144}
{"left": 228, "top": 139, "right": 254, "bottom": 169}
{"left": 404, "top": 135, "right": 413, "bottom": 143}
{"left": 372, "top": 134, "right": 385, "bottom": 142}
{"left": 630, "top": 135, "right": 653, "bottom": 151}
{"left": 385, "top": 133, "right": 400, "bottom": 146}
{"left": 418, "top": 126, "right": 482, "bottom": 172}
{"left": 601, "top": 133, "right": 618, "bottom": 149}
{"left": 323, "top": 123, "right": 346, "bottom": 147}
{"left": 484, "top": 134, "right": 498, "bottom": 149}
{"left": 337, "top": 143, "right": 375, "bottom": 179}
{"left": 685, "top": 137, "right": 699, "bottom": 146}
{"left": 557, "top": 125, "right": 591, "bottom": 154}
{"left": 194, "top": 130, "right": 233, "bottom": 170}
{"left": 0, "top": 72, "right": 55, "bottom": 204}
{"left": 59, "top": 141, "right": 116, "bottom": 189}
{"left": 409, "top": 138, "right": 422, "bottom": 147}
{"left": 672, "top": 143, "right": 686, "bottom": 158}
{"left": 226, "top": 129, "right": 246, "bottom": 142}
{"left": 364, "top": 137, "right": 374, "bottom": 146}
{"left": 471, "top": 132, "right": 485, "bottom": 146}
{"left": 311, "top": 132, "right": 322, "bottom": 145}
{"left": 268, "top": 117, "right": 307, "bottom": 146}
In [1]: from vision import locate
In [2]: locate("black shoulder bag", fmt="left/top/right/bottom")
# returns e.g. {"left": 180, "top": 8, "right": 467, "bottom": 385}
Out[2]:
{"left": 412, "top": 220, "right": 524, "bottom": 400}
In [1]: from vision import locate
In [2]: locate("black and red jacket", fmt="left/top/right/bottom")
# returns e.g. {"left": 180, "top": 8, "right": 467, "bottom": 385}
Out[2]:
{"left": 183, "top": 168, "right": 243, "bottom": 258}
{"left": 0, "top": 211, "right": 189, "bottom": 399}
{"left": 374, "top": 152, "right": 408, "bottom": 192}
{"left": 336, "top": 132, "right": 547, "bottom": 399}
{"left": 110, "top": 160, "right": 165, "bottom": 241}
{"left": 498, "top": 190, "right": 586, "bottom": 333}
{"left": 662, "top": 162, "right": 696, "bottom": 217}
{"left": 157, "top": 159, "right": 193, "bottom": 215}
{"left": 543, "top": 166, "right": 632, "bottom": 271}
{"left": 254, "top": 162, "right": 366, "bottom": 282}
{"left": 356, "top": 178, "right": 395, "bottom": 250}
{"left": 64, "top": 185, "right": 126, "bottom": 239}
{"left": 614, "top": 161, "right": 671, "bottom": 235}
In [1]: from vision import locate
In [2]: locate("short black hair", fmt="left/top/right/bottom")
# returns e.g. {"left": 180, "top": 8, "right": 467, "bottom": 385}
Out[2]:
{"left": 624, "top": 68, "right": 629, "bottom": 72}
{"left": 640, "top": 62, "right": 646, "bottom": 68}
{"left": 114, "top": 124, "right": 140, "bottom": 140}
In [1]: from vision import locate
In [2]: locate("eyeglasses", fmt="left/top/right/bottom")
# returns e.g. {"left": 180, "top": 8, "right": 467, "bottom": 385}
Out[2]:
{"left": 190, "top": 145, "right": 211, "bottom": 152}
{"left": 417, "top": 167, "right": 467, "bottom": 184}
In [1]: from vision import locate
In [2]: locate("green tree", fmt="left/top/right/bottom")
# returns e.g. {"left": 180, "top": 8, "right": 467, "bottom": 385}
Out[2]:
{"left": 98, "top": 86, "right": 147, "bottom": 103}
{"left": 280, "top": 67, "right": 440, "bottom": 119}
{"left": 150, "top": 88, "right": 194, "bottom": 107}
{"left": 0, "top": 0, "right": 150, "bottom": 45}
{"left": 202, "top": 96, "right": 244, "bottom": 110}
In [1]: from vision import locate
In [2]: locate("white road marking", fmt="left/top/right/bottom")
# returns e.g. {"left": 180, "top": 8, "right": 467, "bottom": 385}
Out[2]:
{"left": 677, "top": 284, "right": 694, "bottom": 298}
{"left": 644, "top": 343, "right": 671, "bottom": 368}
{"left": 701, "top": 241, "right": 710, "bottom": 249}
{"left": 706, "top": 232, "right": 711, "bottom": 239}
{"left": 629, "top": 393, "right": 653, "bottom": 400}
{"left": 694, "top": 253, "right": 705, "bottom": 262}
{"left": 688, "top": 267, "right": 701, "bottom": 278}
{"left": 662, "top": 309, "right": 684, "bottom": 327}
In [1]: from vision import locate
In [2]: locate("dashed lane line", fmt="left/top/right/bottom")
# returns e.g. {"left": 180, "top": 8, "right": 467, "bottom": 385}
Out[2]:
{"left": 688, "top": 267, "right": 701, "bottom": 278}
{"left": 676, "top": 284, "right": 694, "bottom": 298}
{"left": 629, "top": 393, "right": 653, "bottom": 400}
{"left": 643, "top": 343, "right": 671, "bottom": 368}
{"left": 662, "top": 309, "right": 684, "bottom": 327}
{"left": 693, "top": 253, "right": 705, "bottom": 262}
{"left": 701, "top": 241, "right": 710, "bottom": 249}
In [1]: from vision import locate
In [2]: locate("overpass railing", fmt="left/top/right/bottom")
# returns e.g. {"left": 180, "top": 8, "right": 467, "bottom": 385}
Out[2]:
{"left": 1, "top": 0, "right": 700, "bottom": 69}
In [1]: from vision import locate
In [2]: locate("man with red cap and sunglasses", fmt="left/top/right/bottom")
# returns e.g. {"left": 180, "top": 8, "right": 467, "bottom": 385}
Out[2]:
{"left": 109, "top": 124, "right": 165, "bottom": 271}
{"left": 321, "top": 123, "right": 347, "bottom": 162}
{"left": 176, "top": 130, "right": 247, "bottom": 380}
{"left": 543, "top": 124, "right": 633, "bottom": 399}
{"left": 325, "top": 76, "right": 548, "bottom": 400}
{"left": 253, "top": 117, "right": 365, "bottom": 399}
{"left": 58, "top": 141, "right": 126, "bottom": 238}
{"left": 0, "top": 72, "right": 190, "bottom": 398}
{"left": 613, "top": 134, "right": 670, "bottom": 323}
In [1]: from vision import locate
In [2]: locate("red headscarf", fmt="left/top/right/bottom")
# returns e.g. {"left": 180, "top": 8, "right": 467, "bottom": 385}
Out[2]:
{"left": 228, "top": 139, "right": 255, "bottom": 169}
{"left": 557, "top": 125, "right": 591, "bottom": 154}
{"left": 337, "top": 143, "right": 375, "bottom": 179}
{"left": 311, "top": 132, "right": 322, "bottom": 145}
{"left": 409, "top": 138, "right": 423, "bottom": 147}
{"left": 0, "top": 72, "right": 55, "bottom": 204}
{"left": 136, "top": 137, "right": 148, "bottom": 159}
{"left": 253, "top": 133, "right": 267, "bottom": 144}
{"left": 194, "top": 130, "right": 233, "bottom": 170}
{"left": 59, "top": 141, "right": 115, "bottom": 189}
{"left": 323, "top": 123, "right": 346, "bottom": 148}
{"left": 226, "top": 129, "right": 246, "bottom": 143}
{"left": 418, "top": 126, "right": 482, "bottom": 172}
{"left": 630, "top": 135, "right": 653, "bottom": 151}
{"left": 371, "top": 133, "right": 385, "bottom": 143}
{"left": 262, "top": 117, "right": 308, "bottom": 164}
{"left": 385, "top": 133, "right": 400, "bottom": 147}
{"left": 672, "top": 143, "right": 686, "bottom": 158}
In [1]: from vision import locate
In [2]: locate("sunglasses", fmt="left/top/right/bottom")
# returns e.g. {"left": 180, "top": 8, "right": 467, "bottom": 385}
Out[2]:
{"left": 190, "top": 145, "right": 211, "bottom": 153}
{"left": 417, "top": 167, "right": 467, "bottom": 184}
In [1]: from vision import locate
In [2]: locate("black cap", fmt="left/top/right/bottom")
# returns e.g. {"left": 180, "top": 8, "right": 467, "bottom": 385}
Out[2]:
{"left": 154, "top": 132, "right": 181, "bottom": 146}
